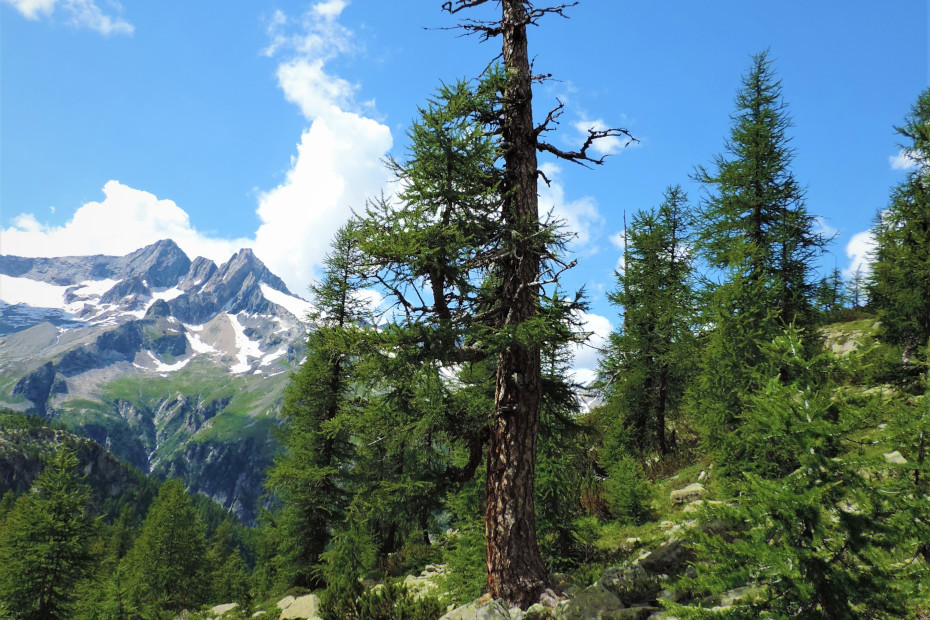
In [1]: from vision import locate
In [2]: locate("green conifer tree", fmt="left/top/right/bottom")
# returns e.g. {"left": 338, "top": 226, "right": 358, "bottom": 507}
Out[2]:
{"left": 868, "top": 87, "right": 930, "bottom": 363}
{"left": 601, "top": 185, "right": 697, "bottom": 457}
{"left": 121, "top": 478, "right": 209, "bottom": 614}
{"left": 0, "top": 446, "right": 93, "bottom": 619}
{"left": 264, "top": 223, "right": 366, "bottom": 589}
{"left": 668, "top": 331, "right": 926, "bottom": 618}
{"left": 693, "top": 50, "right": 824, "bottom": 473}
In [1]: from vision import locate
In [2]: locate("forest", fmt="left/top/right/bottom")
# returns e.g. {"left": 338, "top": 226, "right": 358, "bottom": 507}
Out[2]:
{"left": 2, "top": 1, "right": 929, "bottom": 618}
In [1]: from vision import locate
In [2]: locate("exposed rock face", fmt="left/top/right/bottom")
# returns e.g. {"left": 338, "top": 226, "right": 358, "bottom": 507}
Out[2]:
{"left": 12, "top": 362, "right": 57, "bottom": 414}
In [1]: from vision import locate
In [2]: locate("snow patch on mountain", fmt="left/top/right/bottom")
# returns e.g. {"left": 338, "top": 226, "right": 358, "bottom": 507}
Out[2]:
{"left": 227, "top": 313, "right": 263, "bottom": 373}
{"left": 259, "top": 283, "right": 313, "bottom": 320}
{"left": 0, "top": 275, "right": 71, "bottom": 308}
{"left": 185, "top": 331, "right": 216, "bottom": 354}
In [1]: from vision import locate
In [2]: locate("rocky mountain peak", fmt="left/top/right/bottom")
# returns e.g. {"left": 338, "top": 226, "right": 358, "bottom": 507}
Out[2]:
{"left": 122, "top": 239, "right": 191, "bottom": 288}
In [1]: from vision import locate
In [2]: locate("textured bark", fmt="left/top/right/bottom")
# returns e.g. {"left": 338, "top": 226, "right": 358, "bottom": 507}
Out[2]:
{"left": 485, "top": 0, "right": 550, "bottom": 609}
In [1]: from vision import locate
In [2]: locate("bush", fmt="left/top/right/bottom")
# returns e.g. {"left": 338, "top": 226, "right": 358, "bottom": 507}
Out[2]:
{"left": 603, "top": 455, "right": 653, "bottom": 525}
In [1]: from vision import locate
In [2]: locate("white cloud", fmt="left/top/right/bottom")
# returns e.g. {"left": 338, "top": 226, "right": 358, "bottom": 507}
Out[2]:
{"left": 609, "top": 230, "right": 626, "bottom": 250}
{"left": 568, "top": 311, "right": 613, "bottom": 385}
{"left": 2, "top": 1, "right": 393, "bottom": 297}
{"left": 538, "top": 162, "right": 605, "bottom": 252}
{"left": 62, "top": 0, "right": 133, "bottom": 36}
{"left": 0, "top": 181, "right": 249, "bottom": 265}
{"left": 2, "top": 0, "right": 133, "bottom": 35}
{"left": 2, "top": 0, "right": 55, "bottom": 19}
{"left": 252, "top": 0, "right": 393, "bottom": 293}
{"left": 253, "top": 111, "right": 392, "bottom": 295}
{"left": 845, "top": 229, "right": 876, "bottom": 278}
{"left": 889, "top": 150, "right": 919, "bottom": 171}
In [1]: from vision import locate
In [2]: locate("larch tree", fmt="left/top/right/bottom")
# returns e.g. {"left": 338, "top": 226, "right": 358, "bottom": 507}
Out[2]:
{"left": 868, "top": 87, "right": 930, "bottom": 363}
{"left": 264, "top": 223, "right": 365, "bottom": 590}
{"left": 601, "top": 185, "right": 697, "bottom": 457}
{"left": 121, "top": 478, "right": 209, "bottom": 613}
{"left": 693, "top": 50, "right": 824, "bottom": 473}
{"left": 441, "top": 0, "right": 631, "bottom": 607}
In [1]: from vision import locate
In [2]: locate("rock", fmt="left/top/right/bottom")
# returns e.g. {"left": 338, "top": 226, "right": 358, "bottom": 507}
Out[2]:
{"left": 637, "top": 540, "right": 691, "bottom": 576}
{"left": 555, "top": 582, "right": 625, "bottom": 619}
{"left": 253, "top": 613, "right": 267, "bottom": 618}
{"left": 525, "top": 603, "right": 550, "bottom": 619}
{"left": 439, "top": 598, "right": 512, "bottom": 620}
{"left": 697, "top": 470, "right": 707, "bottom": 482}
{"left": 657, "top": 589, "right": 682, "bottom": 604}
{"left": 277, "top": 593, "right": 321, "bottom": 619}
{"left": 682, "top": 499, "right": 724, "bottom": 514}
{"left": 670, "top": 483, "right": 706, "bottom": 504}
{"left": 884, "top": 450, "right": 907, "bottom": 464}
{"left": 719, "top": 585, "right": 762, "bottom": 606}
{"left": 210, "top": 603, "right": 239, "bottom": 617}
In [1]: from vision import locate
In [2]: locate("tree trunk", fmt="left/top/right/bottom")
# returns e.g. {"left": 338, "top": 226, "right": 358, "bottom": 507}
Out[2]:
{"left": 485, "top": 0, "right": 550, "bottom": 609}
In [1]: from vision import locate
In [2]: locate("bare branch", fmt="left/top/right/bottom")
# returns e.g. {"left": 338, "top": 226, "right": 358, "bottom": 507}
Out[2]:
{"left": 442, "top": 0, "right": 492, "bottom": 14}
{"left": 537, "top": 167, "right": 552, "bottom": 186}
{"left": 525, "top": 3, "right": 579, "bottom": 25}
{"left": 533, "top": 98, "right": 565, "bottom": 138}
{"left": 537, "top": 127, "right": 638, "bottom": 167}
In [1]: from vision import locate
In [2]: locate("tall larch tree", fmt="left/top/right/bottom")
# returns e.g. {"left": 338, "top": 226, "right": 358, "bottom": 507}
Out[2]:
{"left": 601, "top": 185, "right": 697, "bottom": 457}
{"left": 868, "top": 87, "right": 930, "bottom": 363}
{"left": 693, "top": 50, "right": 823, "bottom": 472}
{"left": 442, "top": 1, "right": 630, "bottom": 608}
{"left": 264, "top": 223, "right": 365, "bottom": 590}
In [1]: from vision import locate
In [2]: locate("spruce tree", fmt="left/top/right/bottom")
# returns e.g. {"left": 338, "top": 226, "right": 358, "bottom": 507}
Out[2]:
{"left": 0, "top": 446, "right": 93, "bottom": 619}
{"left": 868, "top": 87, "right": 930, "bottom": 363}
{"left": 601, "top": 185, "right": 697, "bottom": 457}
{"left": 121, "top": 478, "right": 209, "bottom": 613}
{"left": 693, "top": 50, "right": 824, "bottom": 473}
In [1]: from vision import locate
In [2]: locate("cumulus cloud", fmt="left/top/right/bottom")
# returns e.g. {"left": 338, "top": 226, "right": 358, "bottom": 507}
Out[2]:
{"left": 4, "top": 1, "right": 392, "bottom": 297}
{"left": 845, "top": 229, "right": 876, "bottom": 278}
{"left": 568, "top": 311, "right": 613, "bottom": 385}
{"left": 251, "top": 0, "right": 393, "bottom": 293}
{"left": 0, "top": 181, "right": 249, "bottom": 265}
{"left": 3, "top": 0, "right": 133, "bottom": 35}
{"left": 538, "top": 162, "right": 605, "bottom": 253}
{"left": 890, "top": 150, "right": 919, "bottom": 171}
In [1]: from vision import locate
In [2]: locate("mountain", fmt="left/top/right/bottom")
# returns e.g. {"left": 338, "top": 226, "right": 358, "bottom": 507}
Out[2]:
{"left": 0, "top": 240, "right": 313, "bottom": 522}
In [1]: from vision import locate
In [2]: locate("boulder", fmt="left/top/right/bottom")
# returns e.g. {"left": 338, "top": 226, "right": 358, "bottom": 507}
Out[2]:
{"left": 670, "top": 483, "right": 706, "bottom": 504}
{"left": 277, "top": 593, "right": 321, "bottom": 619}
{"left": 636, "top": 540, "right": 692, "bottom": 576}
{"left": 884, "top": 450, "right": 907, "bottom": 464}
{"left": 439, "top": 598, "right": 512, "bottom": 619}
{"left": 554, "top": 582, "right": 625, "bottom": 619}
{"left": 210, "top": 603, "right": 239, "bottom": 617}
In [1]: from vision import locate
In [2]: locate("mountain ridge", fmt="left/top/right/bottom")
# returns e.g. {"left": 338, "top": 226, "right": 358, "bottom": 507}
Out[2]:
{"left": 0, "top": 239, "right": 313, "bottom": 522}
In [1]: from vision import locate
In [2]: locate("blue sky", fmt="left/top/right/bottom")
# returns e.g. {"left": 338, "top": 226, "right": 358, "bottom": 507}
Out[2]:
{"left": 1, "top": 0, "right": 927, "bottom": 377}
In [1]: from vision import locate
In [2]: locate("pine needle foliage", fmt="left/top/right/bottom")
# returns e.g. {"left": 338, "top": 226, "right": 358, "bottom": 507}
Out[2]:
{"left": 601, "top": 185, "right": 697, "bottom": 457}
